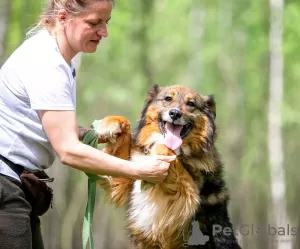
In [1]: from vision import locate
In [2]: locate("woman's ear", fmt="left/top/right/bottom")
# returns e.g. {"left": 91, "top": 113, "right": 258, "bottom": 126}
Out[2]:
{"left": 57, "top": 9, "right": 68, "bottom": 26}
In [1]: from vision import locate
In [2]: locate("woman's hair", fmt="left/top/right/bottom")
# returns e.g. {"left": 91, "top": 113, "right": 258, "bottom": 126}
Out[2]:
{"left": 27, "top": 0, "right": 114, "bottom": 37}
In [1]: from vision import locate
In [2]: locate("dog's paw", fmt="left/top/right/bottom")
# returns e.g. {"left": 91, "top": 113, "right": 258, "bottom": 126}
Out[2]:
{"left": 94, "top": 116, "right": 130, "bottom": 144}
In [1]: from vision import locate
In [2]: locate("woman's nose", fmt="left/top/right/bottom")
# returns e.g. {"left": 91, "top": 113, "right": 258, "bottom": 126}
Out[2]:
{"left": 97, "top": 25, "right": 108, "bottom": 37}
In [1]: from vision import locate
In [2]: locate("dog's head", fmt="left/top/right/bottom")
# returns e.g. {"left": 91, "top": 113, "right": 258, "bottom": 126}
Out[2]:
{"left": 134, "top": 85, "right": 216, "bottom": 156}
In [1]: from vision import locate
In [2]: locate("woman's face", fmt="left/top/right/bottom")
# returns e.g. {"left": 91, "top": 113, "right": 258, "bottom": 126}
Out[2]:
{"left": 65, "top": 1, "right": 113, "bottom": 54}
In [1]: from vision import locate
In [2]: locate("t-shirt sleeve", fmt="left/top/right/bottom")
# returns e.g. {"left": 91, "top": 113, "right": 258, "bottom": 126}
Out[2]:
{"left": 23, "top": 63, "right": 75, "bottom": 111}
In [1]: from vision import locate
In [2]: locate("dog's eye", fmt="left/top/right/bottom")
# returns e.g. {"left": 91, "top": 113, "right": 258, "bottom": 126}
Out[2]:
{"left": 165, "top": 96, "right": 172, "bottom": 102}
{"left": 187, "top": 101, "right": 195, "bottom": 107}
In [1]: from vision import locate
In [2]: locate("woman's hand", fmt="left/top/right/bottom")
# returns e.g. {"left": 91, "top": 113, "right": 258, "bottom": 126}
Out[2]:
{"left": 129, "top": 155, "right": 176, "bottom": 184}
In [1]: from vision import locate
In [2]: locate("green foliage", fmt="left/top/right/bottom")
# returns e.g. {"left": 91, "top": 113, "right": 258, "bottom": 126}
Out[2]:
{"left": 283, "top": 1, "right": 300, "bottom": 222}
{"left": 3, "top": 0, "right": 300, "bottom": 248}
{"left": 5, "top": 0, "right": 42, "bottom": 57}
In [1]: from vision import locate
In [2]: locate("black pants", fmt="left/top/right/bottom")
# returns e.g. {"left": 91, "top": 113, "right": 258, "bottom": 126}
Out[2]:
{"left": 0, "top": 173, "right": 44, "bottom": 249}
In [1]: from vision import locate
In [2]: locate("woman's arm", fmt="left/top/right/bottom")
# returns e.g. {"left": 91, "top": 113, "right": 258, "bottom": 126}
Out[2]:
{"left": 40, "top": 110, "right": 174, "bottom": 183}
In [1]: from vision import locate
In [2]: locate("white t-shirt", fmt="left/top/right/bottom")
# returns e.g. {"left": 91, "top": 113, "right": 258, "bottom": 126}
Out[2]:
{"left": 0, "top": 29, "right": 76, "bottom": 181}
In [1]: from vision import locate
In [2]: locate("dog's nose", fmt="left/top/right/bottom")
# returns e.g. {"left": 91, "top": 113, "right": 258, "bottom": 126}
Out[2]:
{"left": 169, "top": 109, "right": 182, "bottom": 120}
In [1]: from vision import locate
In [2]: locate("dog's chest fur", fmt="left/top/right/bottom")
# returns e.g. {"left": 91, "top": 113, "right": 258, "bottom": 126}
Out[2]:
{"left": 127, "top": 143, "right": 201, "bottom": 246}
{"left": 128, "top": 180, "right": 165, "bottom": 233}
{"left": 127, "top": 179, "right": 200, "bottom": 247}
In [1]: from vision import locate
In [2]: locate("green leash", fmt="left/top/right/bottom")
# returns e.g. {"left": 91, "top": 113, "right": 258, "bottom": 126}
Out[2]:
{"left": 81, "top": 123, "right": 104, "bottom": 249}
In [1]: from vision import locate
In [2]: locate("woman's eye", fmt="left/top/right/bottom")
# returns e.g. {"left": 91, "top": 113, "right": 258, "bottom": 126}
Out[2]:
{"left": 165, "top": 96, "right": 172, "bottom": 102}
{"left": 187, "top": 101, "right": 195, "bottom": 107}
{"left": 87, "top": 22, "right": 98, "bottom": 27}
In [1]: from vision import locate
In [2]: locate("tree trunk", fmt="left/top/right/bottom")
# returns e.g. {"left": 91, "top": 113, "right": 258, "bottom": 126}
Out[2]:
{"left": 138, "top": 0, "right": 154, "bottom": 89}
{"left": 188, "top": 1, "right": 205, "bottom": 87}
{"left": 268, "top": 0, "right": 290, "bottom": 248}
{"left": 0, "top": 0, "right": 10, "bottom": 65}
{"left": 216, "top": 0, "right": 245, "bottom": 247}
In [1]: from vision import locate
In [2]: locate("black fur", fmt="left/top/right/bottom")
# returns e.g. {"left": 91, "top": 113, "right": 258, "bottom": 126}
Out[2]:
{"left": 189, "top": 156, "right": 241, "bottom": 248}
{"left": 183, "top": 169, "right": 241, "bottom": 249}
{"left": 206, "top": 94, "right": 216, "bottom": 119}
{"left": 200, "top": 171, "right": 225, "bottom": 199}
{"left": 203, "top": 94, "right": 217, "bottom": 147}
{"left": 201, "top": 108, "right": 216, "bottom": 153}
{"left": 194, "top": 201, "right": 241, "bottom": 249}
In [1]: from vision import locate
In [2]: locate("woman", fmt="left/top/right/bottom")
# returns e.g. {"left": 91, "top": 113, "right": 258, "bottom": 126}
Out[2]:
{"left": 0, "top": 1, "right": 175, "bottom": 248}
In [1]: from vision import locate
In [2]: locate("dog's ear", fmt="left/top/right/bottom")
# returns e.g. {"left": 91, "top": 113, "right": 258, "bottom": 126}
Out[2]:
{"left": 140, "top": 84, "right": 160, "bottom": 119}
{"left": 146, "top": 84, "right": 160, "bottom": 103}
{"left": 204, "top": 94, "right": 216, "bottom": 119}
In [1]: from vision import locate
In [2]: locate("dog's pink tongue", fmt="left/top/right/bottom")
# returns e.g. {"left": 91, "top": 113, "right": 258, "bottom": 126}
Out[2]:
{"left": 164, "top": 122, "right": 183, "bottom": 150}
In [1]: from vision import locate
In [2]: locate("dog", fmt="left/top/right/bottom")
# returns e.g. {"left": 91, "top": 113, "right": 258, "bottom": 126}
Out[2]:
{"left": 94, "top": 85, "right": 241, "bottom": 249}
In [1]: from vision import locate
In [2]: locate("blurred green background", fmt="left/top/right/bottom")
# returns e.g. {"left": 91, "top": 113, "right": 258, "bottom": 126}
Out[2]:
{"left": 0, "top": 0, "right": 299, "bottom": 248}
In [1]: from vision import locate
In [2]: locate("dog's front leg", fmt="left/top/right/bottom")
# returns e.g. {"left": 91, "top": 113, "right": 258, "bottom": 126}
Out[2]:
{"left": 195, "top": 201, "right": 241, "bottom": 249}
{"left": 194, "top": 175, "right": 242, "bottom": 249}
{"left": 94, "top": 116, "right": 133, "bottom": 207}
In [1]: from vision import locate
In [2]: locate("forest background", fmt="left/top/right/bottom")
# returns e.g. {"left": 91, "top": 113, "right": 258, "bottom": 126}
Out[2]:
{"left": 0, "top": 0, "right": 299, "bottom": 248}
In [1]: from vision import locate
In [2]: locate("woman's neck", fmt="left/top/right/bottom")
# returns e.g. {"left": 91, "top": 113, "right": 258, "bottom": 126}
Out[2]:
{"left": 51, "top": 28, "right": 77, "bottom": 65}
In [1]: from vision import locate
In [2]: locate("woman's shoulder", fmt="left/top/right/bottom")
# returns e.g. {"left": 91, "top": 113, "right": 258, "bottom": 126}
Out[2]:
{"left": 23, "top": 30, "right": 59, "bottom": 59}
{"left": 8, "top": 30, "right": 68, "bottom": 70}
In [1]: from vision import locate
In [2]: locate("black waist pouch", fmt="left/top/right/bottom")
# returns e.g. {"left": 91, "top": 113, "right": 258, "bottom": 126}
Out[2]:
{"left": 0, "top": 154, "right": 54, "bottom": 216}
{"left": 20, "top": 170, "right": 54, "bottom": 216}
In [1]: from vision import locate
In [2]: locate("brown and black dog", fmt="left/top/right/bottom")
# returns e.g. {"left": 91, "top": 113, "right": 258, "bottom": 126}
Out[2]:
{"left": 94, "top": 85, "right": 241, "bottom": 249}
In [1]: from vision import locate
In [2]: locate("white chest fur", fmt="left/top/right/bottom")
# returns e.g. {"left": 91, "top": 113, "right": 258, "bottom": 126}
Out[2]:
{"left": 128, "top": 181, "right": 159, "bottom": 234}
{"left": 128, "top": 180, "right": 199, "bottom": 237}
